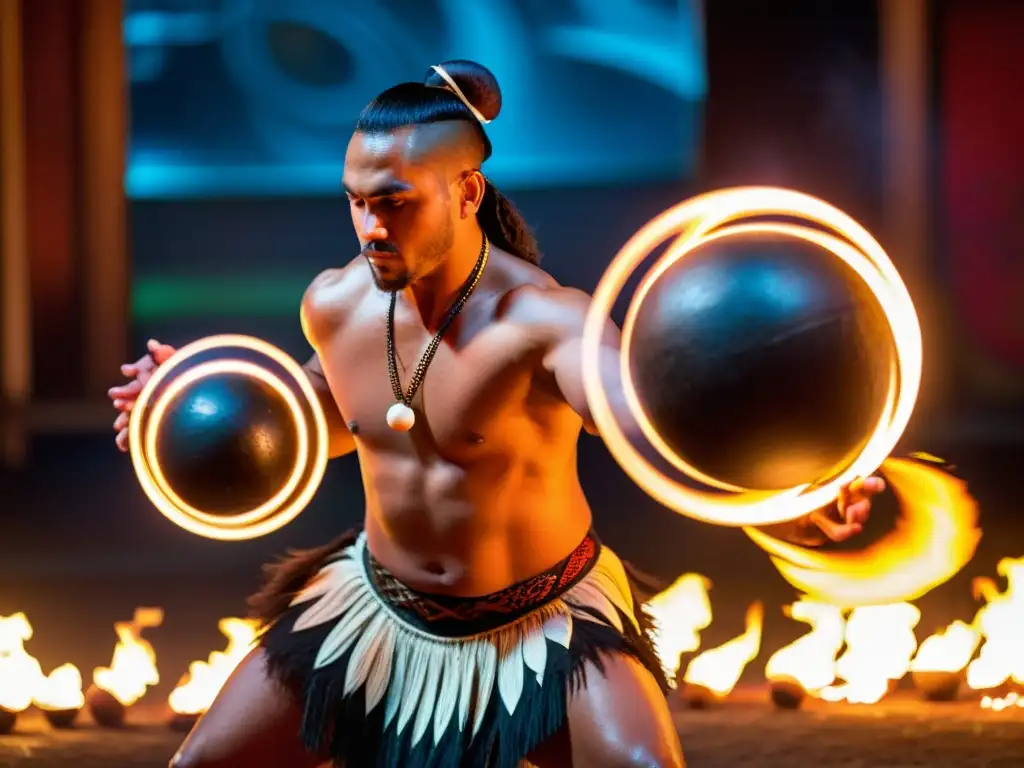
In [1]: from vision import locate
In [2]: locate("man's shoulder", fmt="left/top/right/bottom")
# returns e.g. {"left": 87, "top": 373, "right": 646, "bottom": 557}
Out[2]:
{"left": 500, "top": 275, "right": 592, "bottom": 334}
{"left": 491, "top": 257, "right": 618, "bottom": 356}
{"left": 303, "top": 260, "right": 369, "bottom": 311}
{"left": 301, "top": 259, "right": 370, "bottom": 342}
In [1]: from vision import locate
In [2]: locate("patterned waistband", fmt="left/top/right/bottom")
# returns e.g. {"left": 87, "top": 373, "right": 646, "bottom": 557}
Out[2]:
{"left": 363, "top": 531, "right": 602, "bottom": 636}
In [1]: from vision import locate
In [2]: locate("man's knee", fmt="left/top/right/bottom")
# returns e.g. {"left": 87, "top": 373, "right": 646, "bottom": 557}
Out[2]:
{"left": 567, "top": 654, "right": 685, "bottom": 768}
{"left": 168, "top": 738, "right": 231, "bottom": 768}
{"left": 586, "top": 733, "right": 684, "bottom": 768}
{"left": 168, "top": 745, "right": 200, "bottom": 768}
{"left": 611, "top": 744, "right": 686, "bottom": 768}
{"left": 169, "top": 742, "right": 334, "bottom": 768}
{"left": 165, "top": 714, "right": 236, "bottom": 768}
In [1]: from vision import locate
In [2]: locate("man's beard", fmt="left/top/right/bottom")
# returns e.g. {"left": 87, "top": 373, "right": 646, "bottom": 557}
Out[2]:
{"left": 364, "top": 222, "right": 454, "bottom": 293}
{"left": 369, "top": 266, "right": 410, "bottom": 293}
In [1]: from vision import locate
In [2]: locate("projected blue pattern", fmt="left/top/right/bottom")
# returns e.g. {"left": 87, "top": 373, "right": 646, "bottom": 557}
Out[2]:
{"left": 124, "top": 0, "right": 706, "bottom": 198}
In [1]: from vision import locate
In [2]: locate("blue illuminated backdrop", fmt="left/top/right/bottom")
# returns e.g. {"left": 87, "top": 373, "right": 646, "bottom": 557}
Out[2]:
{"left": 124, "top": 0, "right": 706, "bottom": 198}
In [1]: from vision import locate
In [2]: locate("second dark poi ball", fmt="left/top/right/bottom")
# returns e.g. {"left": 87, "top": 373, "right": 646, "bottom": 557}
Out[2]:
{"left": 627, "top": 232, "right": 894, "bottom": 492}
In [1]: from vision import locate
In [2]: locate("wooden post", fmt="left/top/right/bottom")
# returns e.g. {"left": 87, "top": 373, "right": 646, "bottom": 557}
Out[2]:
{"left": 22, "top": 0, "right": 84, "bottom": 401}
{"left": 0, "top": 0, "right": 32, "bottom": 466}
{"left": 880, "top": 0, "right": 930, "bottom": 281}
{"left": 79, "top": 0, "right": 129, "bottom": 397}
{"left": 879, "top": 0, "right": 942, "bottom": 407}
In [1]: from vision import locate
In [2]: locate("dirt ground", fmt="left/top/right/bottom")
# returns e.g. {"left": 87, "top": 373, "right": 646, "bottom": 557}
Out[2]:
{"left": 0, "top": 688, "right": 1021, "bottom": 767}
{"left": 672, "top": 688, "right": 1024, "bottom": 768}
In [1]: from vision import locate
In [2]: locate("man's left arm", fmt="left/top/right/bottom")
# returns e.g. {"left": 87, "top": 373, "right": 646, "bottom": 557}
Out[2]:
{"left": 540, "top": 287, "right": 884, "bottom": 545}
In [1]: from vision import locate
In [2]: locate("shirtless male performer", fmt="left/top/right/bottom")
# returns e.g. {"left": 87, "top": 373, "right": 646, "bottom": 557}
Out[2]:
{"left": 109, "top": 60, "right": 884, "bottom": 768}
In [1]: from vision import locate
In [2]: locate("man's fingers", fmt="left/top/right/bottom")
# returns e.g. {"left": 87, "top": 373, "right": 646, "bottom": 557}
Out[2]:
{"left": 843, "top": 498, "right": 871, "bottom": 525}
{"left": 148, "top": 339, "right": 176, "bottom": 365}
{"left": 115, "top": 429, "right": 129, "bottom": 452}
{"left": 108, "top": 367, "right": 159, "bottom": 400}
{"left": 108, "top": 380, "right": 143, "bottom": 400}
{"left": 113, "top": 412, "right": 129, "bottom": 432}
{"left": 151, "top": 347, "right": 176, "bottom": 365}
{"left": 862, "top": 475, "right": 886, "bottom": 495}
{"left": 153, "top": 347, "right": 176, "bottom": 365}
{"left": 121, "top": 353, "right": 156, "bottom": 377}
{"left": 837, "top": 475, "right": 885, "bottom": 513}
{"left": 811, "top": 509, "right": 862, "bottom": 542}
{"left": 838, "top": 483, "right": 850, "bottom": 514}
{"left": 121, "top": 341, "right": 176, "bottom": 376}
{"left": 845, "top": 475, "right": 886, "bottom": 502}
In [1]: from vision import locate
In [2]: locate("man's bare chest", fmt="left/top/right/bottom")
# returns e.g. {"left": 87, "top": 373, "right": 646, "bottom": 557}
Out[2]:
{"left": 318, "top": 313, "right": 542, "bottom": 451}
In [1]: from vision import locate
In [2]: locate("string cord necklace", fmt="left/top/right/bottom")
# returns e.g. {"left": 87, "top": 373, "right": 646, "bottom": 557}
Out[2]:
{"left": 385, "top": 235, "right": 490, "bottom": 431}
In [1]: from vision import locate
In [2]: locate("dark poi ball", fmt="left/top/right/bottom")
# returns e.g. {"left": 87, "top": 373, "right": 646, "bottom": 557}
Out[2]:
{"left": 153, "top": 373, "right": 302, "bottom": 516}
{"left": 628, "top": 232, "right": 894, "bottom": 491}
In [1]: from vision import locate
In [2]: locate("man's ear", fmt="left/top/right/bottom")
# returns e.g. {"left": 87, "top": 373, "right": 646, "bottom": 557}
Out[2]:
{"left": 460, "top": 169, "right": 486, "bottom": 218}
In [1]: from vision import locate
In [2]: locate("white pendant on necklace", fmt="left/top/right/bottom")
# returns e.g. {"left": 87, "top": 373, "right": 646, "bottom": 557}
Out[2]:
{"left": 386, "top": 402, "right": 416, "bottom": 431}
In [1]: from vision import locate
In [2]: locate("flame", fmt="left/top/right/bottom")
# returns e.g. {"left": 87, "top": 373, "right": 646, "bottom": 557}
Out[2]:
{"left": 645, "top": 573, "right": 713, "bottom": 683}
{"left": 966, "top": 556, "right": 1024, "bottom": 692}
{"left": 0, "top": 613, "right": 44, "bottom": 713}
{"left": 169, "top": 618, "right": 260, "bottom": 715}
{"left": 745, "top": 458, "right": 981, "bottom": 607}
{"left": 682, "top": 601, "right": 764, "bottom": 696}
{"left": 92, "top": 607, "right": 164, "bottom": 706}
{"left": 819, "top": 603, "right": 920, "bottom": 704}
{"left": 764, "top": 599, "right": 845, "bottom": 693}
{"left": 981, "top": 692, "right": 1024, "bottom": 711}
{"left": 33, "top": 663, "right": 85, "bottom": 711}
{"left": 910, "top": 620, "right": 981, "bottom": 674}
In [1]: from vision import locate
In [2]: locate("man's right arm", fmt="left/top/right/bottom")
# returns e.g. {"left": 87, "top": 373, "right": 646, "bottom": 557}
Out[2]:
{"left": 300, "top": 269, "right": 357, "bottom": 459}
{"left": 302, "top": 353, "right": 356, "bottom": 458}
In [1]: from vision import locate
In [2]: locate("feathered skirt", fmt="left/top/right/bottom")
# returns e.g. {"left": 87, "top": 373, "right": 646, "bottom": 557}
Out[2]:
{"left": 249, "top": 530, "right": 667, "bottom": 768}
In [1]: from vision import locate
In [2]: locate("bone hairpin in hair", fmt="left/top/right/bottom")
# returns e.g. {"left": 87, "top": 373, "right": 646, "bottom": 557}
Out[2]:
{"left": 430, "top": 64, "right": 492, "bottom": 125}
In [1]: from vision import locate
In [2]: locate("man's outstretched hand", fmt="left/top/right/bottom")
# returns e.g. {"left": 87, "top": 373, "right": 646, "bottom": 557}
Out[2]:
{"left": 107, "top": 339, "right": 176, "bottom": 452}
{"left": 757, "top": 475, "right": 887, "bottom": 547}
{"left": 807, "top": 475, "right": 887, "bottom": 542}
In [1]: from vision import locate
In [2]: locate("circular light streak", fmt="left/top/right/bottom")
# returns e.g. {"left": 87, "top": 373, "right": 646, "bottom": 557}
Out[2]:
{"left": 582, "top": 186, "right": 923, "bottom": 527}
{"left": 128, "top": 335, "right": 329, "bottom": 540}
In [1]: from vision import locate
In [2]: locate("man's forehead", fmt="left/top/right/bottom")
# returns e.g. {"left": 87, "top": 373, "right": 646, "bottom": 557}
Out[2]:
{"left": 344, "top": 129, "right": 432, "bottom": 191}
{"left": 346, "top": 129, "right": 412, "bottom": 170}
{"left": 347, "top": 121, "right": 477, "bottom": 169}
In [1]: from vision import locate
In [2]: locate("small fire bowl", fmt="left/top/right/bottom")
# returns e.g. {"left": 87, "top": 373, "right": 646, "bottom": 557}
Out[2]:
{"left": 41, "top": 707, "right": 82, "bottom": 729}
{"left": 168, "top": 711, "right": 201, "bottom": 733}
{"left": 681, "top": 683, "right": 724, "bottom": 709}
{"left": 85, "top": 685, "right": 126, "bottom": 728}
{"left": 769, "top": 677, "right": 807, "bottom": 710}
{"left": 0, "top": 708, "right": 18, "bottom": 735}
{"left": 912, "top": 669, "right": 963, "bottom": 702}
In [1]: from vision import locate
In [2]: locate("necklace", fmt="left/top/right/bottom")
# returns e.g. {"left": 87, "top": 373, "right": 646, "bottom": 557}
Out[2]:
{"left": 385, "top": 236, "right": 490, "bottom": 431}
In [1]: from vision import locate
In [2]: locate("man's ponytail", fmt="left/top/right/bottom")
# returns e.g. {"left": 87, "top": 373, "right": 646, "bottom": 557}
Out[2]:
{"left": 478, "top": 180, "right": 541, "bottom": 265}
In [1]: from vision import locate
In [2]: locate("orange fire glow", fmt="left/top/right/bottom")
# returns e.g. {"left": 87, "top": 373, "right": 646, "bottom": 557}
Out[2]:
{"left": 92, "top": 607, "right": 164, "bottom": 706}
{"left": 819, "top": 603, "right": 921, "bottom": 704}
{"left": 33, "top": 663, "right": 86, "bottom": 712}
{"left": 910, "top": 620, "right": 981, "bottom": 675}
{"left": 0, "top": 613, "right": 84, "bottom": 714}
{"left": 681, "top": 602, "right": 764, "bottom": 697}
{"left": 966, "top": 556, "right": 1024, "bottom": 693}
{"left": 0, "top": 613, "right": 44, "bottom": 714}
{"left": 764, "top": 599, "right": 845, "bottom": 694}
{"left": 745, "top": 458, "right": 981, "bottom": 607}
{"left": 169, "top": 617, "right": 260, "bottom": 716}
{"left": 646, "top": 573, "right": 713, "bottom": 683}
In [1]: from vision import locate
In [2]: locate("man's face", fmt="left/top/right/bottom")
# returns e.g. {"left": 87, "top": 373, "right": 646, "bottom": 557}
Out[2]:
{"left": 343, "top": 129, "right": 457, "bottom": 292}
